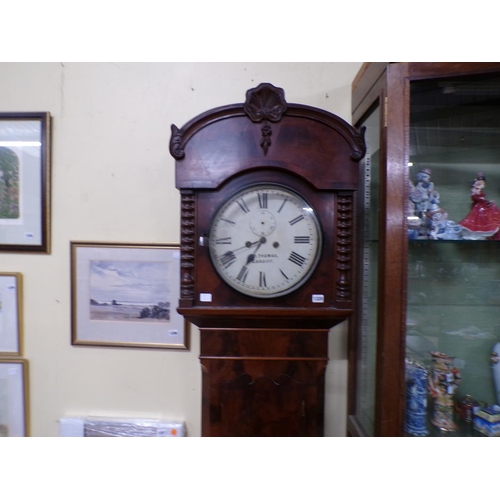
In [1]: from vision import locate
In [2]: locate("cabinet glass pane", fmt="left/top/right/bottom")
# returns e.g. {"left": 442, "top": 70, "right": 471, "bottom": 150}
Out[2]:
{"left": 405, "top": 73, "right": 500, "bottom": 436}
{"left": 356, "top": 104, "right": 380, "bottom": 436}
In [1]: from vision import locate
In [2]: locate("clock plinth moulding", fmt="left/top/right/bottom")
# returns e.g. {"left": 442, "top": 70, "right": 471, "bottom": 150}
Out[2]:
{"left": 170, "top": 83, "right": 365, "bottom": 436}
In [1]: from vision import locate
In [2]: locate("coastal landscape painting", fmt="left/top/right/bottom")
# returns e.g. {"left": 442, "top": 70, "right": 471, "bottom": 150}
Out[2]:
{"left": 71, "top": 243, "right": 188, "bottom": 349}
{"left": 89, "top": 260, "right": 170, "bottom": 323}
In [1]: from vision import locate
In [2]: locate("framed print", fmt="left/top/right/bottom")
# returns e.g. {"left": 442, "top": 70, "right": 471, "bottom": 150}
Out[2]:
{"left": 71, "top": 242, "right": 189, "bottom": 349}
{"left": 0, "top": 273, "right": 22, "bottom": 356}
{"left": 0, "top": 112, "right": 51, "bottom": 252}
{"left": 0, "top": 358, "right": 29, "bottom": 437}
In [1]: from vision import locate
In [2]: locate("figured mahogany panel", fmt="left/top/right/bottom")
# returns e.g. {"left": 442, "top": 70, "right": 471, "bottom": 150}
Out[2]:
{"left": 173, "top": 115, "right": 363, "bottom": 191}
{"left": 218, "top": 372, "right": 307, "bottom": 437}
{"left": 200, "top": 328, "right": 328, "bottom": 358}
{"left": 199, "top": 328, "right": 328, "bottom": 437}
{"left": 171, "top": 83, "right": 364, "bottom": 192}
{"left": 201, "top": 358, "right": 327, "bottom": 437}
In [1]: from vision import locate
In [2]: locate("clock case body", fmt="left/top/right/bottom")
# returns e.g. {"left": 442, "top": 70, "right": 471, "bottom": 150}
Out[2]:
{"left": 170, "top": 83, "right": 365, "bottom": 436}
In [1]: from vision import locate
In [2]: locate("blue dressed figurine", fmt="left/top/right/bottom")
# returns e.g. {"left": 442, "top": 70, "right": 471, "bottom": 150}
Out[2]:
{"left": 404, "top": 358, "right": 429, "bottom": 436}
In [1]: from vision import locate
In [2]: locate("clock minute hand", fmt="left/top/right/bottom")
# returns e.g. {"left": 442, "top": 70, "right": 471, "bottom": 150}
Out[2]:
{"left": 229, "top": 239, "right": 262, "bottom": 255}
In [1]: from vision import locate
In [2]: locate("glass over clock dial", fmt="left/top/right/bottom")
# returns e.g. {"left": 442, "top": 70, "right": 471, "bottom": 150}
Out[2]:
{"left": 208, "top": 184, "right": 323, "bottom": 298}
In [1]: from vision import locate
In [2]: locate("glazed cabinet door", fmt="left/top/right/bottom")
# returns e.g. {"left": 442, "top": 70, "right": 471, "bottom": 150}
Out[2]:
{"left": 405, "top": 69, "right": 500, "bottom": 436}
{"left": 348, "top": 102, "right": 381, "bottom": 436}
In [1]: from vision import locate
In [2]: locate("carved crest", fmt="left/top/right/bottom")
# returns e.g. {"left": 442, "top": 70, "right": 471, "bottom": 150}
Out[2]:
{"left": 243, "top": 83, "right": 287, "bottom": 155}
{"left": 243, "top": 83, "right": 287, "bottom": 123}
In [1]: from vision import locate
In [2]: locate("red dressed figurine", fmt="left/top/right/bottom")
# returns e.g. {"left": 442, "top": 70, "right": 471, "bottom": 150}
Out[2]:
{"left": 460, "top": 172, "right": 500, "bottom": 240}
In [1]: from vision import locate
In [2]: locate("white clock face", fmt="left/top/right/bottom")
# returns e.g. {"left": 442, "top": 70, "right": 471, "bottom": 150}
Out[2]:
{"left": 208, "top": 184, "right": 322, "bottom": 298}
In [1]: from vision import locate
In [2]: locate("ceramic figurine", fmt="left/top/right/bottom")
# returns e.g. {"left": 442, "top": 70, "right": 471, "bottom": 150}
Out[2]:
{"left": 407, "top": 180, "right": 422, "bottom": 239}
{"left": 410, "top": 168, "right": 435, "bottom": 219}
{"left": 409, "top": 168, "right": 437, "bottom": 238}
{"left": 408, "top": 170, "right": 461, "bottom": 240}
{"left": 456, "top": 394, "right": 479, "bottom": 423}
{"left": 404, "top": 358, "right": 429, "bottom": 436}
{"left": 460, "top": 172, "right": 500, "bottom": 240}
{"left": 428, "top": 351, "right": 461, "bottom": 431}
{"left": 426, "top": 208, "right": 463, "bottom": 240}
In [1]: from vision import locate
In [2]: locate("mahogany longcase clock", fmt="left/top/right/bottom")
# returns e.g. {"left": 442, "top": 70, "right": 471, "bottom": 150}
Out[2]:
{"left": 170, "top": 83, "right": 365, "bottom": 436}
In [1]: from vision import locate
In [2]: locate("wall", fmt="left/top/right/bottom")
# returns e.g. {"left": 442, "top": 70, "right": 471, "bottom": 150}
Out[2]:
{"left": 0, "top": 62, "right": 362, "bottom": 436}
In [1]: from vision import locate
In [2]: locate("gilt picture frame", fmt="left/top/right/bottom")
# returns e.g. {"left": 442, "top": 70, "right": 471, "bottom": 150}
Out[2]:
{"left": 0, "top": 358, "right": 29, "bottom": 437}
{"left": 0, "top": 272, "right": 22, "bottom": 356}
{"left": 70, "top": 242, "right": 189, "bottom": 349}
{"left": 0, "top": 112, "right": 51, "bottom": 253}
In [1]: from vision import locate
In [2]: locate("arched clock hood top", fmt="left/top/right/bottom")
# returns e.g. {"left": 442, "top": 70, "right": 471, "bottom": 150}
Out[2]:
{"left": 170, "top": 82, "right": 366, "bottom": 191}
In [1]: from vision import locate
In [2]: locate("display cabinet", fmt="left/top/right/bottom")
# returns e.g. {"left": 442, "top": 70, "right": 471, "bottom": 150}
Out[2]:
{"left": 350, "top": 62, "right": 500, "bottom": 437}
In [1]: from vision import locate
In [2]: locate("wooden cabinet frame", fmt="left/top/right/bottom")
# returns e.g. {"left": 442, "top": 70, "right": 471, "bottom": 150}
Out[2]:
{"left": 349, "top": 62, "right": 500, "bottom": 436}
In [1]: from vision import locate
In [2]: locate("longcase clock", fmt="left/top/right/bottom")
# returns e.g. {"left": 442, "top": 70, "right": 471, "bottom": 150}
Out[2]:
{"left": 170, "top": 83, "right": 365, "bottom": 436}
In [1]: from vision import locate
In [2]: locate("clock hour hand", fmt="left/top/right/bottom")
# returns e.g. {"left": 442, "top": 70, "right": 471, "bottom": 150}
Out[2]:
{"left": 246, "top": 237, "right": 266, "bottom": 264}
{"left": 219, "top": 238, "right": 264, "bottom": 268}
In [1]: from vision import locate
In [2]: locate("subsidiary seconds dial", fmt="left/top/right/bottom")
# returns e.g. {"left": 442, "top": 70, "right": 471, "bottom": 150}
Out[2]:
{"left": 208, "top": 184, "right": 323, "bottom": 298}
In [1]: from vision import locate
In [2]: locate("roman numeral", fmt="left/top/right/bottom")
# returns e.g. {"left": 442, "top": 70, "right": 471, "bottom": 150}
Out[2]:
{"left": 294, "top": 236, "right": 310, "bottom": 244}
{"left": 220, "top": 251, "right": 236, "bottom": 268}
{"left": 280, "top": 268, "right": 289, "bottom": 280}
{"left": 259, "top": 271, "right": 267, "bottom": 288}
{"left": 289, "top": 214, "right": 305, "bottom": 225}
{"left": 236, "top": 198, "right": 250, "bottom": 213}
{"left": 289, "top": 251, "right": 306, "bottom": 267}
{"left": 236, "top": 266, "right": 249, "bottom": 282}
{"left": 215, "top": 237, "right": 232, "bottom": 244}
{"left": 221, "top": 218, "right": 236, "bottom": 226}
{"left": 258, "top": 192, "right": 268, "bottom": 208}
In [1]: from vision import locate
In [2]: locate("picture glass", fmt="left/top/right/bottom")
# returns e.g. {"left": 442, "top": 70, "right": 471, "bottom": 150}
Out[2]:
{"left": 0, "top": 361, "right": 27, "bottom": 437}
{"left": 0, "top": 115, "right": 49, "bottom": 251}
{"left": 0, "top": 274, "right": 21, "bottom": 355}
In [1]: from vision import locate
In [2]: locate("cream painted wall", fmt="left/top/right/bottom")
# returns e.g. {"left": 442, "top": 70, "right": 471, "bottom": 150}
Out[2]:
{"left": 0, "top": 62, "right": 362, "bottom": 437}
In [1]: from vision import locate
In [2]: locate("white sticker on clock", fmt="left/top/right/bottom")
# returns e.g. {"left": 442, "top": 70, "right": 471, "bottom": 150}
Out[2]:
{"left": 200, "top": 293, "right": 212, "bottom": 302}
{"left": 312, "top": 294, "right": 324, "bottom": 303}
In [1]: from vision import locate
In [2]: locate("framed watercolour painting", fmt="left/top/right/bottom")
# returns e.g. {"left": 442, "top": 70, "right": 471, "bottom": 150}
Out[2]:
{"left": 0, "top": 358, "right": 29, "bottom": 437}
{"left": 0, "top": 273, "right": 22, "bottom": 356}
{"left": 0, "top": 112, "right": 51, "bottom": 253}
{"left": 71, "top": 242, "right": 189, "bottom": 349}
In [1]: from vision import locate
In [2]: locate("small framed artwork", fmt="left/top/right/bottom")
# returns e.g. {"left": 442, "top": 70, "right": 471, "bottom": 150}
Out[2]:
{"left": 0, "top": 358, "right": 29, "bottom": 437}
{"left": 0, "top": 112, "right": 51, "bottom": 253}
{"left": 0, "top": 273, "right": 22, "bottom": 356}
{"left": 71, "top": 242, "right": 189, "bottom": 349}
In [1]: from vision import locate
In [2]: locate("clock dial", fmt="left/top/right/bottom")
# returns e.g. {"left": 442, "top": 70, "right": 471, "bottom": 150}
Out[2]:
{"left": 208, "top": 184, "right": 322, "bottom": 298}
